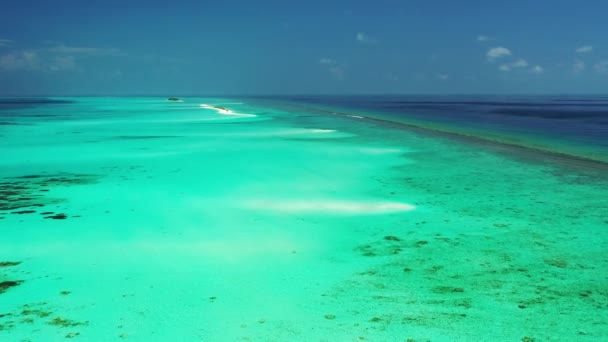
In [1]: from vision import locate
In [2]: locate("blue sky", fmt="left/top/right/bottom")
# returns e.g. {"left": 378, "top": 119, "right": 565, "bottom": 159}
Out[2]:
{"left": 1, "top": 0, "right": 607, "bottom": 95}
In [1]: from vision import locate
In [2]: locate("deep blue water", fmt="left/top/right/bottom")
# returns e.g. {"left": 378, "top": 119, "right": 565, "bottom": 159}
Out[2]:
{"left": 0, "top": 98, "right": 72, "bottom": 109}
{"left": 0, "top": 98, "right": 75, "bottom": 125}
{"left": 268, "top": 95, "right": 608, "bottom": 161}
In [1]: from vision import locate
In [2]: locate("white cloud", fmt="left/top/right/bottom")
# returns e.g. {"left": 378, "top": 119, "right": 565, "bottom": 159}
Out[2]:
{"left": 573, "top": 60, "right": 585, "bottom": 73}
{"left": 329, "top": 66, "right": 345, "bottom": 79}
{"left": 0, "top": 39, "right": 12, "bottom": 47}
{"left": 576, "top": 45, "right": 593, "bottom": 54}
{"left": 530, "top": 65, "right": 544, "bottom": 74}
{"left": 512, "top": 59, "right": 529, "bottom": 67}
{"left": 595, "top": 61, "right": 608, "bottom": 74}
{"left": 356, "top": 32, "right": 376, "bottom": 44}
{"left": 0, "top": 51, "right": 40, "bottom": 71}
{"left": 413, "top": 72, "right": 426, "bottom": 81}
{"left": 0, "top": 50, "right": 82, "bottom": 72}
{"left": 328, "top": 65, "right": 346, "bottom": 80}
{"left": 477, "top": 35, "right": 489, "bottom": 42}
{"left": 47, "top": 44, "right": 123, "bottom": 56}
{"left": 319, "top": 57, "right": 345, "bottom": 79}
{"left": 498, "top": 58, "right": 528, "bottom": 71}
{"left": 436, "top": 73, "right": 449, "bottom": 81}
{"left": 0, "top": 43, "right": 119, "bottom": 72}
{"left": 385, "top": 73, "right": 399, "bottom": 81}
{"left": 319, "top": 58, "right": 335, "bottom": 65}
{"left": 49, "top": 55, "right": 79, "bottom": 71}
{"left": 487, "top": 46, "right": 512, "bottom": 60}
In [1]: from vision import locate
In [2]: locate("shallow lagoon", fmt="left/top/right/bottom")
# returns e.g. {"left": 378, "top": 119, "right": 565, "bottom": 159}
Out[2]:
{"left": 1, "top": 97, "right": 607, "bottom": 341}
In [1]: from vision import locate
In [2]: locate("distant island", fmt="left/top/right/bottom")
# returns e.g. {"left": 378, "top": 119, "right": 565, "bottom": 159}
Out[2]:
{"left": 167, "top": 97, "right": 183, "bottom": 102}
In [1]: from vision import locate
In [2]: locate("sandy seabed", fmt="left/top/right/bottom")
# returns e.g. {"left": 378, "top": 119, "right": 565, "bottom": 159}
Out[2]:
{"left": 0, "top": 97, "right": 607, "bottom": 341}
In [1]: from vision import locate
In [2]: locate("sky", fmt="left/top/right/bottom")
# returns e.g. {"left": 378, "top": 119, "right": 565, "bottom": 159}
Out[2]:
{"left": 1, "top": 0, "right": 607, "bottom": 95}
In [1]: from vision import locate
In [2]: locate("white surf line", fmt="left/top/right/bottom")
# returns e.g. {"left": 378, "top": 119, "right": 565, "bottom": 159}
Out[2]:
{"left": 220, "top": 128, "right": 337, "bottom": 136}
{"left": 178, "top": 128, "right": 338, "bottom": 138}
{"left": 200, "top": 104, "right": 256, "bottom": 117}
{"left": 244, "top": 199, "right": 416, "bottom": 214}
{"left": 330, "top": 111, "right": 364, "bottom": 119}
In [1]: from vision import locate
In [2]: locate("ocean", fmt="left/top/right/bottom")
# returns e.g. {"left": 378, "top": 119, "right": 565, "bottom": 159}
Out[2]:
{"left": 1, "top": 96, "right": 607, "bottom": 341}
{"left": 255, "top": 95, "right": 608, "bottom": 164}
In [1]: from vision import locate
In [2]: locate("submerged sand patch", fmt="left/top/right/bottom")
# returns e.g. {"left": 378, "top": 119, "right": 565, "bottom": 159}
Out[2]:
{"left": 243, "top": 199, "right": 415, "bottom": 214}
{"left": 1, "top": 97, "right": 607, "bottom": 341}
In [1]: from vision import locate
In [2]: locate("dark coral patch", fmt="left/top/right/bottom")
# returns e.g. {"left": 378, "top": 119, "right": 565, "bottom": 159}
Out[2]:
{"left": 11, "top": 210, "right": 36, "bottom": 214}
{"left": 21, "top": 308, "right": 52, "bottom": 318}
{"left": 45, "top": 214, "right": 67, "bottom": 220}
{"left": 0, "top": 280, "right": 23, "bottom": 294}
{"left": 384, "top": 236, "right": 401, "bottom": 241}
{"left": 48, "top": 317, "right": 88, "bottom": 327}
{"left": 432, "top": 286, "right": 465, "bottom": 294}
{"left": 1, "top": 173, "right": 98, "bottom": 217}
{"left": 0, "top": 261, "right": 21, "bottom": 267}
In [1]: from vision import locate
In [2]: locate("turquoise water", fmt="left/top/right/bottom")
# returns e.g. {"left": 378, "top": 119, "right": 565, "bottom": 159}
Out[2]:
{"left": 1, "top": 97, "right": 607, "bottom": 341}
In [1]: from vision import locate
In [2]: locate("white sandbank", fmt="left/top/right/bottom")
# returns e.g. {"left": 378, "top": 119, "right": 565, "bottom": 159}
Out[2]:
{"left": 200, "top": 104, "right": 256, "bottom": 117}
